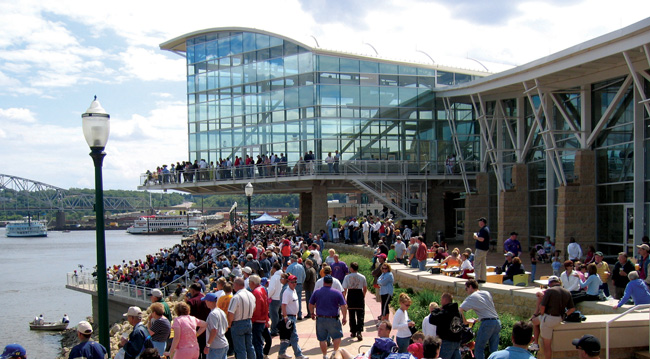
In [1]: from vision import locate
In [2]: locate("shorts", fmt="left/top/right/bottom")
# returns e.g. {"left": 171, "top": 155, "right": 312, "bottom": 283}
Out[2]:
{"left": 540, "top": 314, "right": 563, "bottom": 339}
{"left": 316, "top": 317, "right": 343, "bottom": 342}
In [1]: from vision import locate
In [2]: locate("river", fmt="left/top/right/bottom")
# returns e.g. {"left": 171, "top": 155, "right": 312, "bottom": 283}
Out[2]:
{"left": 0, "top": 228, "right": 182, "bottom": 358}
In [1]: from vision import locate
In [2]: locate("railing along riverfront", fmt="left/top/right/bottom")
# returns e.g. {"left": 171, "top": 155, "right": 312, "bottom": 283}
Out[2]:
{"left": 140, "top": 159, "right": 478, "bottom": 186}
{"left": 67, "top": 272, "right": 153, "bottom": 303}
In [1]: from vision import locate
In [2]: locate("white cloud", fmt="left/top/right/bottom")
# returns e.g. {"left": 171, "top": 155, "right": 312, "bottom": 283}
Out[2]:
{"left": 0, "top": 107, "right": 38, "bottom": 123}
{"left": 118, "top": 47, "right": 185, "bottom": 82}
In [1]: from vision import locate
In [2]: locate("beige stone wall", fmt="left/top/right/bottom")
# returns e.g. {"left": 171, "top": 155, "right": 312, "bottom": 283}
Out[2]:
{"left": 497, "top": 163, "right": 529, "bottom": 252}
{"left": 464, "top": 172, "right": 490, "bottom": 249}
{"left": 555, "top": 150, "right": 596, "bottom": 257}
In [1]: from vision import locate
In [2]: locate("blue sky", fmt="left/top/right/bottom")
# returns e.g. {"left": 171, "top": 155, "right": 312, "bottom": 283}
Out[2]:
{"left": 1, "top": 0, "right": 648, "bottom": 190}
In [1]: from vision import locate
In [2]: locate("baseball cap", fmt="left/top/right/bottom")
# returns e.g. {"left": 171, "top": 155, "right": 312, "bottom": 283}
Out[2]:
{"left": 149, "top": 288, "right": 163, "bottom": 298}
{"left": 242, "top": 267, "right": 253, "bottom": 274}
{"left": 572, "top": 335, "right": 601, "bottom": 356}
{"left": 202, "top": 292, "right": 219, "bottom": 302}
{"left": 123, "top": 306, "right": 142, "bottom": 317}
{"left": 261, "top": 277, "right": 269, "bottom": 286}
{"left": 377, "top": 253, "right": 387, "bottom": 260}
{"left": 595, "top": 251, "right": 604, "bottom": 257}
{"left": 504, "top": 252, "right": 514, "bottom": 257}
{"left": 478, "top": 217, "right": 487, "bottom": 223}
{"left": 324, "top": 275, "right": 333, "bottom": 284}
{"left": 76, "top": 320, "right": 93, "bottom": 334}
{"left": 547, "top": 275, "right": 560, "bottom": 283}
{"left": 288, "top": 275, "right": 297, "bottom": 282}
{"left": 637, "top": 244, "right": 650, "bottom": 251}
{"left": 1, "top": 344, "right": 26, "bottom": 359}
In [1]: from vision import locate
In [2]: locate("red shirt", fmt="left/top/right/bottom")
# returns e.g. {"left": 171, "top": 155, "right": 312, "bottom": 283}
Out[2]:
{"left": 251, "top": 286, "right": 269, "bottom": 323}
{"left": 416, "top": 242, "right": 428, "bottom": 261}
{"left": 246, "top": 246, "right": 258, "bottom": 258}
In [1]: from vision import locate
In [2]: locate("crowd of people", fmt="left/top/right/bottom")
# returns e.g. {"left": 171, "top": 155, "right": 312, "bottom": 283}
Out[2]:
{"left": 11, "top": 214, "right": 646, "bottom": 359}
{"left": 143, "top": 151, "right": 346, "bottom": 186}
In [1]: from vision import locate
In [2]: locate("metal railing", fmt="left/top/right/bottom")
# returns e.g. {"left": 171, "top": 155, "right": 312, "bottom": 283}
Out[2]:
{"left": 67, "top": 272, "right": 154, "bottom": 303}
{"left": 605, "top": 304, "right": 650, "bottom": 359}
{"left": 140, "top": 159, "right": 479, "bottom": 186}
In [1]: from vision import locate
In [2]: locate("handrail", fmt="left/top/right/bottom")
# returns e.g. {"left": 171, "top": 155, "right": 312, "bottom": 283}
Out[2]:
{"left": 139, "top": 159, "right": 481, "bottom": 186}
{"left": 605, "top": 303, "right": 650, "bottom": 359}
{"left": 67, "top": 272, "right": 153, "bottom": 303}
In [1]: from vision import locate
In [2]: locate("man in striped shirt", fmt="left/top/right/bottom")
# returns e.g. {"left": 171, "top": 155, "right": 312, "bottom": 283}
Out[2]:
{"left": 228, "top": 278, "right": 257, "bottom": 359}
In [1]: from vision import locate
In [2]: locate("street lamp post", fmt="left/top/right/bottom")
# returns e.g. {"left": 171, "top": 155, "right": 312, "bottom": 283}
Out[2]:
{"left": 245, "top": 182, "right": 254, "bottom": 251}
{"left": 81, "top": 96, "right": 110, "bottom": 355}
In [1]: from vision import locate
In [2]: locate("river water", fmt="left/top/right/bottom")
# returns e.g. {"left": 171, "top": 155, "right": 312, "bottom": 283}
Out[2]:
{"left": 0, "top": 228, "right": 182, "bottom": 358}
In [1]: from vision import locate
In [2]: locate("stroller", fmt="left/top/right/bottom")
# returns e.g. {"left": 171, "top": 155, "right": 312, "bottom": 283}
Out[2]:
{"left": 535, "top": 244, "right": 549, "bottom": 263}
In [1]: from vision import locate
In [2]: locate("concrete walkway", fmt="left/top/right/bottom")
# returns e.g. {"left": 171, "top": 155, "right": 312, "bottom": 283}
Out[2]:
{"left": 264, "top": 290, "right": 388, "bottom": 359}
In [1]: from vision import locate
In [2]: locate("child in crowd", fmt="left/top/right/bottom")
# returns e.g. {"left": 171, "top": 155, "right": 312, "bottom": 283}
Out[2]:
{"left": 388, "top": 244, "right": 397, "bottom": 262}
{"left": 408, "top": 331, "right": 425, "bottom": 359}
{"left": 551, "top": 250, "right": 562, "bottom": 276}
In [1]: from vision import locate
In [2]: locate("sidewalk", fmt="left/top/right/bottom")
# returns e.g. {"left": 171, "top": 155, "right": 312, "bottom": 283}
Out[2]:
{"left": 264, "top": 290, "right": 388, "bottom": 359}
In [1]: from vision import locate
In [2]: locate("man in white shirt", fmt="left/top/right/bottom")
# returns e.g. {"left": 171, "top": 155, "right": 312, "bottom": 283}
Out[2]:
{"left": 279, "top": 275, "right": 308, "bottom": 359}
{"left": 204, "top": 292, "right": 229, "bottom": 359}
{"left": 362, "top": 219, "right": 370, "bottom": 246}
{"left": 268, "top": 262, "right": 283, "bottom": 336}
{"left": 567, "top": 237, "right": 583, "bottom": 262}
{"left": 227, "top": 278, "right": 256, "bottom": 359}
{"left": 560, "top": 260, "right": 581, "bottom": 292}
{"left": 314, "top": 267, "right": 344, "bottom": 292}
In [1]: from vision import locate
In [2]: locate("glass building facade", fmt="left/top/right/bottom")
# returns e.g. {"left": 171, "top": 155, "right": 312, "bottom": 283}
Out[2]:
{"left": 183, "top": 30, "right": 484, "bottom": 167}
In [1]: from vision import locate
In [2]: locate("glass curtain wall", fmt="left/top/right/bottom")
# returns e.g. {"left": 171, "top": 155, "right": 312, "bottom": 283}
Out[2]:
{"left": 184, "top": 30, "right": 480, "bottom": 168}
{"left": 594, "top": 76, "right": 635, "bottom": 255}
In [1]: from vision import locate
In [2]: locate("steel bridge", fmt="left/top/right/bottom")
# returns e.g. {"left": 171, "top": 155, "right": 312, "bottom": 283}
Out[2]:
{"left": 0, "top": 174, "right": 149, "bottom": 212}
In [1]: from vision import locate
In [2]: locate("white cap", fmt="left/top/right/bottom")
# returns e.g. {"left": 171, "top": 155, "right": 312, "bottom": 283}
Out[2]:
{"left": 123, "top": 306, "right": 142, "bottom": 317}
{"left": 77, "top": 320, "right": 93, "bottom": 334}
{"left": 150, "top": 289, "right": 163, "bottom": 298}
{"left": 242, "top": 267, "right": 253, "bottom": 274}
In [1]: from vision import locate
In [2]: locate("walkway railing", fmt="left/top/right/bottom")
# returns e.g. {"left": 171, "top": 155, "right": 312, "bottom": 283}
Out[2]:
{"left": 140, "top": 159, "right": 479, "bottom": 186}
{"left": 605, "top": 303, "right": 650, "bottom": 359}
{"left": 67, "top": 272, "right": 154, "bottom": 303}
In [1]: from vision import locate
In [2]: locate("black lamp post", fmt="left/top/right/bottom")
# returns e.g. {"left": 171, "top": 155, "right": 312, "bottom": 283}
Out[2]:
{"left": 245, "top": 182, "right": 254, "bottom": 251}
{"left": 81, "top": 96, "right": 110, "bottom": 355}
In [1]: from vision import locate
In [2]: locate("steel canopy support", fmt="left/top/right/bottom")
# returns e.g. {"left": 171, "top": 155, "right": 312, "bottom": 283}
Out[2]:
{"left": 442, "top": 97, "right": 471, "bottom": 193}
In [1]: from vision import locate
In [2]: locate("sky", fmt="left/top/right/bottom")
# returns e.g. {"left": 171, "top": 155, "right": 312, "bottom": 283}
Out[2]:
{"left": 1, "top": 0, "right": 648, "bottom": 191}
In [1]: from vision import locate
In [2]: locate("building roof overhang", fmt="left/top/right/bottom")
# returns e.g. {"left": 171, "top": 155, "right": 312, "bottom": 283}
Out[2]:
{"left": 437, "top": 17, "right": 650, "bottom": 99}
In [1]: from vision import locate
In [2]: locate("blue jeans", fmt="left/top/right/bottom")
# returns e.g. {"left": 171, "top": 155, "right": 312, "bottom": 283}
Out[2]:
{"left": 151, "top": 341, "right": 166, "bottom": 356}
{"left": 279, "top": 315, "right": 303, "bottom": 357}
{"left": 411, "top": 258, "right": 419, "bottom": 269}
{"left": 207, "top": 346, "right": 229, "bottom": 359}
{"left": 530, "top": 264, "right": 537, "bottom": 282}
{"left": 474, "top": 319, "right": 501, "bottom": 359}
{"left": 396, "top": 336, "right": 411, "bottom": 353}
{"left": 418, "top": 259, "right": 426, "bottom": 271}
{"left": 440, "top": 340, "right": 461, "bottom": 359}
{"left": 304, "top": 290, "right": 314, "bottom": 316}
{"left": 269, "top": 299, "right": 281, "bottom": 335}
{"left": 295, "top": 283, "right": 304, "bottom": 318}
{"left": 231, "top": 320, "right": 255, "bottom": 359}
{"left": 252, "top": 322, "right": 267, "bottom": 359}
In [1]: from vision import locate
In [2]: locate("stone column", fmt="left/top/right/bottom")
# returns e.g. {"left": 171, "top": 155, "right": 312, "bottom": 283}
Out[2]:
{"left": 310, "top": 182, "right": 328, "bottom": 235}
{"left": 464, "top": 172, "right": 490, "bottom": 248}
{"left": 555, "top": 150, "right": 596, "bottom": 256}
{"left": 497, "top": 164, "right": 529, "bottom": 252}
{"left": 426, "top": 181, "right": 447, "bottom": 245}
{"left": 299, "top": 192, "right": 312, "bottom": 235}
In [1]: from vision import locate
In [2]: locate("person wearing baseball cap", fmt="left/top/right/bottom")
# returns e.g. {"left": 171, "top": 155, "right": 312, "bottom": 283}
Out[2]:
{"left": 529, "top": 275, "right": 575, "bottom": 358}
{"left": 593, "top": 251, "right": 610, "bottom": 298}
{"left": 572, "top": 335, "right": 601, "bottom": 359}
{"left": 279, "top": 274, "right": 308, "bottom": 359}
{"left": 149, "top": 288, "right": 171, "bottom": 321}
{"left": 119, "top": 307, "right": 148, "bottom": 359}
{"left": 69, "top": 321, "right": 107, "bottom": 359}
{"left": 0, "top": 344, "right": 26, "bottom": 359}
{"left": 473, "top": 217, "right": 490, "bottom": 283}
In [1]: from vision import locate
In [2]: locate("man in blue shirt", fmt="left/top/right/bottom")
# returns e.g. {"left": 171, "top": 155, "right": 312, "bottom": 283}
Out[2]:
{"left": 309, "top": 275, "right": 347, "bottom": 359}
{"left": 119, "top": 307, "right": 148, "bottom": 359}
{"left": 286, "top": 255, "right": 306, "bottom": 320}
{"left": 69, "top": 321, "right": 108, "bottom": 359}
{"left": 613, "top": 271, "right": 650, "bottom": 309}
{"left": 503, "top": 232, "right": 522, "bottom": 258}
{"left": 487, "top": 321, "right": 535, "bottom": 359}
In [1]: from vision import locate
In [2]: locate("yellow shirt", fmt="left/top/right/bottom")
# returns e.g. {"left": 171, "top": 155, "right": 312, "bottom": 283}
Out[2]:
{"left": 217, "top": 293, "right": 233, "bottom": 313}
{"left": 595, "top": 261, "right": 609, "bottom": 281}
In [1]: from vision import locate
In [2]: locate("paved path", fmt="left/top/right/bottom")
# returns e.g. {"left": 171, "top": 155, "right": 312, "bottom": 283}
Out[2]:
{"left": 264, "top": 290, "right": 388, "bottom": 359}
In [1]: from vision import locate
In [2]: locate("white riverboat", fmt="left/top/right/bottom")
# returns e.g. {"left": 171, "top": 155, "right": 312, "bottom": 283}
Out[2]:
{"left": 126, "top": 210, "right": 204, "bottom": 234}
{"left": 6, "top": 220, "right": 48, "bottom": 237}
